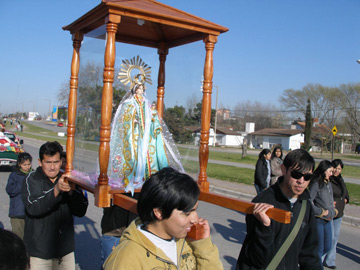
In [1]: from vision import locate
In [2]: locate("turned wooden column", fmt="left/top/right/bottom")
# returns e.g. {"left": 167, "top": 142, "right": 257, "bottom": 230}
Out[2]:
{"left": 96, "top": 14, "right": 121, "bottom": 207}
{"left": 198, "top": 35, "right": 217, "bottom": 192}
{"left": 156, "top": 42, "right": 168, "bottom": 118}
{"left": 66, "top": 32, "right": 83, "bottom": 174}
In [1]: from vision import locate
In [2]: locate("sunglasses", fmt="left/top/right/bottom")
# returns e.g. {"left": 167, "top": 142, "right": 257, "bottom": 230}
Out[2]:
{"left": 290, "top": 170, "right": 313, "bottom": 181}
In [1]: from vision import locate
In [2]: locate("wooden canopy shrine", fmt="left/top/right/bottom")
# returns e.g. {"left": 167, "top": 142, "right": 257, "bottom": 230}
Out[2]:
{"left": 63, "top": 0, "right": 290, "bottom": 238}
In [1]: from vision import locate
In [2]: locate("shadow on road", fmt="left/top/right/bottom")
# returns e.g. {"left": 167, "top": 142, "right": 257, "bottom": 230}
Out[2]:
{"left": 337, "top": 243, "right": 360, "bottom": 264}
{"left": 214, "top": 216, "right": 246, "bottom": 244}
{"left": 74, "top": 216, "right": 101, "bottom": 270}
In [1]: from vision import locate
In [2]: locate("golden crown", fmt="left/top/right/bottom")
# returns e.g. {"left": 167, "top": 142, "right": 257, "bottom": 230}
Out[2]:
{"left": 117, "top": 55, "right": 152, "bottom": 89}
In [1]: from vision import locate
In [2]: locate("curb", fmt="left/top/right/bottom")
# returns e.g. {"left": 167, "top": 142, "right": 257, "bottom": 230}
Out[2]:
{"left": 209, "top": 185, "right": 254, "bottom": 202}
{"left": 342, "top": 215, "right": 360, "bottom": 228}
{"left": 210, "top": 185, "right": 360, "bottom": 228}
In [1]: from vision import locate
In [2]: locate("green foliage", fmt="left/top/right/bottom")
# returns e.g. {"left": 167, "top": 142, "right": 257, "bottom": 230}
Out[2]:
{"left": 184, "top": 102, "right": 216, "bottom": 126}
{"left": 304, "top": 98, "right": 312, "bottom": 151}
{"left": 163, "top": 105, "right": 193, "bottom": 143}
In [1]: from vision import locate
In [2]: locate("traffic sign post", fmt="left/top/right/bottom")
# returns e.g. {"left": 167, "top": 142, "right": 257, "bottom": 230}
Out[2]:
{"left": 332, "top": 126, "right": 337, "bottom": 136}
{"left": 332, "top": 125, "right": 337, "bottom": 160}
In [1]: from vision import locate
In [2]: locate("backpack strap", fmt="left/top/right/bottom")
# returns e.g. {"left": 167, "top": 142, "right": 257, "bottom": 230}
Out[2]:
{"left": 267, "top": 200, "right": 307, "bottom": 270}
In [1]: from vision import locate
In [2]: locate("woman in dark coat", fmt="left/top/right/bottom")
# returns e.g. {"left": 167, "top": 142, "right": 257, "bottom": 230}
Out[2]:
{"left": 6, "top": 152, "right": 33, "bottom": 239}
{"left": 254, "top": 148, "right": 271, "bottom": 194}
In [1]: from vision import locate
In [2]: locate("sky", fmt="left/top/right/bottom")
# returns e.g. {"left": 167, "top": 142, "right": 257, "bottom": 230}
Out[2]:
{"left": 1, "top": 0, "right": 360, "bottom": 116}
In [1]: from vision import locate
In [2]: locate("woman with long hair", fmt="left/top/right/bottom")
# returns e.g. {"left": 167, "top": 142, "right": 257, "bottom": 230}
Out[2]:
{"left": 254, "top": 148, "right": 271, "bottom": 194}
{"left": 323, "top": 159, "right": 349, "bottom": 269}
{"left": 270, "top": 146, "right": 283, "bottom": 185}
{"left": 309, "top": 160, "right": 337, "bottom": 269}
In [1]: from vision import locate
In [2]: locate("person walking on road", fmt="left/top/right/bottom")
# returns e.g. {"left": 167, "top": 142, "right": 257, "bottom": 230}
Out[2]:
{"left": 254, "top": 148, "right": 271, "bottom": 194}
{"left": 21, "top": 141, "right": 88, "bottom": 270}
{"left": 323, "top": 159, "right": 349, "bottom": 270}
{"left": 309, "top": 160, "right": 337, "bottom": 270}
{"left": 270, "top": 146, "right": 283, "bottom": 185}
{"left": 237, "top": 149, "right": 321, "bottom": 270}
{"left": 6, "top": 152, "right": 33, "bottom": 239}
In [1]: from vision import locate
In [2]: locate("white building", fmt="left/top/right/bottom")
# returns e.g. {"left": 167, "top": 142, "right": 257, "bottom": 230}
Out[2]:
{"left": 248, "top": 128, "right": 304, "bottom": 150}
{"left": 188, "top": 126, "right": 247, "bottom": 147}
{"left": 28, "top": 112, "right": 39, "bottom": 121}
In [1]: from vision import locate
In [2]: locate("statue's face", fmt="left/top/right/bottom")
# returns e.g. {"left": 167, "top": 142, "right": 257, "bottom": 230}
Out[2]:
{"left": 135, "top": 85, "right": 144, "bottom": 95}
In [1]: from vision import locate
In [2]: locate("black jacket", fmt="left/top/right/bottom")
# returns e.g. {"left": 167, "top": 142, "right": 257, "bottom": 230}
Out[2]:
{"left": 331, "top": 175, "right": 349, "bottom": 219}
{"left": 101, "top": 193, "right": 139, "bottom": 236}
{"left": 6, "top": 168, "right": 28, "bottom": 218}
{"left": 22, "top": 167, "right": 88, "bottom": 259}
{"left": 254, "top": 158, "right": 270, "bottom": 189}
{"left": 237, "top": 177, "right": 321, "bottom": 270}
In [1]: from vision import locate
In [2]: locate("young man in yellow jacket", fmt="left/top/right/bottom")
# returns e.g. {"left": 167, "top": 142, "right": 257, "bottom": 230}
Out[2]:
{"left": 104, "top": 167, "right": 223, "bottom": 270}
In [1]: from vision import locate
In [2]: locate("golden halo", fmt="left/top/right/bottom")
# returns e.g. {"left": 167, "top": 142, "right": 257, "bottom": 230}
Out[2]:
{"left": 117, "top": 55, "right": 152, "bottom": 89}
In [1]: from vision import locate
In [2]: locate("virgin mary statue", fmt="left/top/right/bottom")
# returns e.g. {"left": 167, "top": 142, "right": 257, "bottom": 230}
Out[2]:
{"left": 107, "top": 56, "right": 184, "bottom": 194}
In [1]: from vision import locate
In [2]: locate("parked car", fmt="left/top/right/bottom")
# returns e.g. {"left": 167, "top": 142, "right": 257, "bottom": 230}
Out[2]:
{"left": 57, "top": 122, "right": 64, "bottom": 127}
{"left": 0, "top": 131, "right": 25, "bottom": 167}
{"left": 3, "top": 131, "right": 23, "bottom": 145}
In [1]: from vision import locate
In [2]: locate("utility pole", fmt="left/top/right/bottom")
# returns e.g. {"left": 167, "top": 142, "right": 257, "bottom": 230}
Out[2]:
{"left": 213, "top": 85, "right": 219, "bottom": 147}
{"left": 41, "top": 98, "right": 51, "bottom": 119}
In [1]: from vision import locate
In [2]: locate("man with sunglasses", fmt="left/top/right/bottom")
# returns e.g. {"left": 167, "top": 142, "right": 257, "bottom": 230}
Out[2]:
{"left": 237, "top": 149, "right": 321, "bottom": 270}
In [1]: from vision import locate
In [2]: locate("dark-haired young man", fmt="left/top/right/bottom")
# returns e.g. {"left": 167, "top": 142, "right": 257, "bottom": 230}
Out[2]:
{"left": 237, "top": 149, "right": 321, "bottom": 270}
{"left": 104, "top": 167, "right": 223, "bottom": 270}
{"left": 0, "top": 228, "right": 30, "bottom": 270}
{"left": 22, "top": 141, "right": 88, "bottom": 270}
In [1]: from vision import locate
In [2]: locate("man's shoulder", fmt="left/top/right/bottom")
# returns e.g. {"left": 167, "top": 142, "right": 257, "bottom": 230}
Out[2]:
{"left": 26, "top": 169, "right": 42, "bottom": 181}
{"left": 252, "top": 186, "right": 278, "bottom": 203}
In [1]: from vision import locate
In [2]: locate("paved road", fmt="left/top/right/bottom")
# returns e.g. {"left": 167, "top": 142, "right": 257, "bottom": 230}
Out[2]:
{"left": 0, "top": 139, "right": 359, "bottom": 269}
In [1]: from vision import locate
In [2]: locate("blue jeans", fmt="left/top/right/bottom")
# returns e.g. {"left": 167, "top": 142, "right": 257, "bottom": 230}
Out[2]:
{"left": 100, "top": 235, "right": 120, "bottom": 269}
{"left": 316, "top": 218, "right": 333, "bottom": 268}
{"left": 324, "top": 217, "right": 342, "bottom": 267}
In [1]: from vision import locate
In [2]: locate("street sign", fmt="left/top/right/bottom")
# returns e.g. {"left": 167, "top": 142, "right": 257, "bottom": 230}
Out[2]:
{"left": 332, "top": 125, "right": 337, "bottom": 136}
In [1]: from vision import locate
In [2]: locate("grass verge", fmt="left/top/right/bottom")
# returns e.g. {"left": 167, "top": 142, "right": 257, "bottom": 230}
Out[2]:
{"left": 21, "top": 122, "right": 99, "bottom": 151}
{"left": 182, "top": 160, "right": 254, "bottom": 185}
{"left": 346, "top": 183, "right": 360, "bottom": 205}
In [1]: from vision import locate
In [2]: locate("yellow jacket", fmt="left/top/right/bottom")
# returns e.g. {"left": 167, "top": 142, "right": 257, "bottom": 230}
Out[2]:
{"left": 104, "top": 218, "right": 223, "bottom": 270}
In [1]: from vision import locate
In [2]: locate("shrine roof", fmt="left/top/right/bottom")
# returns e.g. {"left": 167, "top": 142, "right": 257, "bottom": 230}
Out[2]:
{"left": 63, "top": 0, "right": 228, "bottom": 48}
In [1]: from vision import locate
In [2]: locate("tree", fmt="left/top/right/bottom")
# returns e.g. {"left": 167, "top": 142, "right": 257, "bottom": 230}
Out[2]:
{"left": 232, "top": 101, "right": 287, "bottom": 131}
{"left": 163, "top": 105, "right": 192, "bottom": 143}
{"left": 57, "top": 61, "right": 127, "bottom": 139}
{"left": 184, "top": 102, "right": 215, "bottom": 126}
{"left": 185, "top": 92, "right": 200, "bottom": 117}
{"left": 279, "top": 83, "right": 341, "bottom": 125}
{"left": 304, "top": 99, "right": 312, "bottom": 151}
{"left": 57, "top": 81, "right": 70, "bottom": 106}
{"left": 337, "top": 83, "right": 360, "bottom": 145}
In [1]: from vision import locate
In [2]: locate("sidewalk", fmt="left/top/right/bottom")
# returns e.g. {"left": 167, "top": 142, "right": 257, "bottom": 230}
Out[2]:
{"left": 198, "top": 174, "right": 360, "bottom": 228}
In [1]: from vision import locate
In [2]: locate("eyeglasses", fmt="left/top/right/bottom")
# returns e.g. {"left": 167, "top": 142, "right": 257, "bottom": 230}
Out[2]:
{"left": 290, "top": 170, "right": 313, "bottom": 181}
